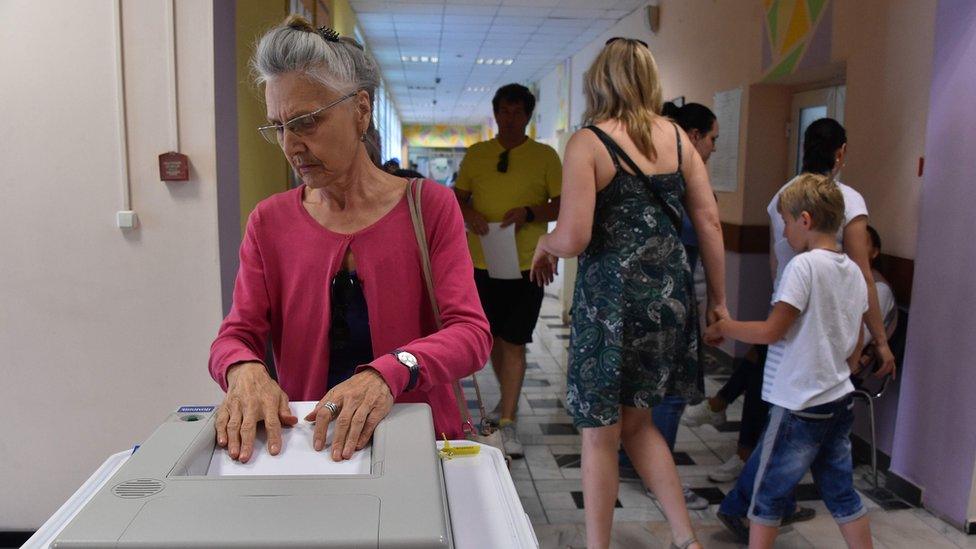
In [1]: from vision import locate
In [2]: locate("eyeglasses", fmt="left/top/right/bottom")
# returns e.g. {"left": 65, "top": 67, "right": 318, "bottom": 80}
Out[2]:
{"left": 257, "top": 91, "right": 358, "bottom": 145}
{"left": 497, "top": 149, "right": 510, "bottom": 173}
{"left": 329, "top": 270, "right": 359, "bottom": 351}
{"left": 605, "top": 36, "right": 649, "bottom": 48}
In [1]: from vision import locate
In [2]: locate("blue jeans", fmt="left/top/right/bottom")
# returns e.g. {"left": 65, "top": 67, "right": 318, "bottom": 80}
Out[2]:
{"left": 619, "top": 395, "right": 686, "bottom": 467}
{"left": 719, "top": 395, "right": 865, "bottom": 526}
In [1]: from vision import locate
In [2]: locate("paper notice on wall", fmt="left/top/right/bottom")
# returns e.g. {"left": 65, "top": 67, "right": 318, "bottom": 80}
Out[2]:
{"left": 479, "top": 223, "right": 521, "bottom": 279}
{"left": 710, "top": 87, "right": 742, "bottom": 193}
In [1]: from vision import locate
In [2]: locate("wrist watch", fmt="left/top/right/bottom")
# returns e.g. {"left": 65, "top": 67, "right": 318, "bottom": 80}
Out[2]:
{"left": 523, "top": 206, "right": 536, "bottom": 223}
{"left": 391, "top": 349, "right": 419, "bottom": 391}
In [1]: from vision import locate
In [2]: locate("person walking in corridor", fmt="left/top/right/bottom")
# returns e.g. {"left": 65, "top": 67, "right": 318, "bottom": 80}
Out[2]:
{"left": 454, "top": 84, "right": 562, "bottom": 458}
{"left": 530, "top": 38, "right": 727, "bottom": 549}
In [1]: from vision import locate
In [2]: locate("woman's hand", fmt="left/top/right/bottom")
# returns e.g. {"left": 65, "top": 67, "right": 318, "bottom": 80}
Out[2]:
{"left": 704, "top": 302, "right": 730, "bottom": 346}
{"left": 529, "top": 239, "right": 559, "bottom": 287}
{"left": 703, "top": 319, "right": 727, "bottom": 347}
{"left": 215, "top": 361, "right": 298, "bottom": 463}
{"left": 305, "top": 368, "right": 395, "bottom": 461}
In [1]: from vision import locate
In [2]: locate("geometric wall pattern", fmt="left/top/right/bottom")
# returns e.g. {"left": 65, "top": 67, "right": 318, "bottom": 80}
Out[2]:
{"left": 762, "top": 0, "right": 833, "bottom": 81}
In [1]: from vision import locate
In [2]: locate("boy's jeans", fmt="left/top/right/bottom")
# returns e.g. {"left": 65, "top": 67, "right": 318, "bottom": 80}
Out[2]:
{"left": 719, "top": 394, "right": 865, "bottom": 526}
{"left": 619, "top": 395, "right": 686, "bottom": 469}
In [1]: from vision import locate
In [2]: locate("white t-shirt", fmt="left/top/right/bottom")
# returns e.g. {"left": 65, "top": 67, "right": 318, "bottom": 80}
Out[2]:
{"left": 762, "top": 249, "right": 869, "bottom": 411}
{"left": 768, "top": 177, "right": 869, "bottom": 288}
{"left": 863, "top": 278, "right": 896, "bottom": 345}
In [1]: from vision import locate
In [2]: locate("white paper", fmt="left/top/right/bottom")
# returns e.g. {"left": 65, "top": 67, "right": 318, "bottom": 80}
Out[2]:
{"left": 207, "top": 401, "right": 371, "bottom": 476}
{"left": 479, "top": 223, "right": 522, "bottom": 279}
{"left": 709, "top": 87, "right": 742, "bottom": 193}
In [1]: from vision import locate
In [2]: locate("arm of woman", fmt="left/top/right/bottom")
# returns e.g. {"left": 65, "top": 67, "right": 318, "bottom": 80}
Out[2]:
{"left": 680, "top": 128, "right": 728, "bottom": 324}
{"left": 529, "top": 131, "right": 598, "bottom": 285}
{"left": 372, "top": 188, "right": 493, "bottom": 393}
{"left": 209, "top": 210, "right": 297, "bottom": 463}
{"left": 843, "top": 216, "right": 897, "bottom": 378}
{"left": 537, "top": 130, "right": 598, "bottom": 258}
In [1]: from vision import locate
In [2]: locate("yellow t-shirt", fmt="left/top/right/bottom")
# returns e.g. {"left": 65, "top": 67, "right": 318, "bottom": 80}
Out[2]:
{"left": 455, "top": 138, "right": 562, "bottom": 271}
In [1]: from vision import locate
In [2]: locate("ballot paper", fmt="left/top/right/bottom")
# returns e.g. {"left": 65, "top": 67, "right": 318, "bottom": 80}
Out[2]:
{"left": 479, "top": 223, "right": 521, "bottom": 279}
{"left": 207, "top": 401, "right": 372, "bottom": 476}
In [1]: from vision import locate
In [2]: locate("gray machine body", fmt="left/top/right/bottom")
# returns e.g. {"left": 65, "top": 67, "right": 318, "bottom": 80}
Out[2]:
{"left": 53, "top": 404, "right": 453, "bottom": 548}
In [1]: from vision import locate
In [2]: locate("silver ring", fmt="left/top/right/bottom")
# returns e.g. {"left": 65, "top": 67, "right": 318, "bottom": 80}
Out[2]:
{"left": 322, "top": 401, "right": 339, "bottom": 417}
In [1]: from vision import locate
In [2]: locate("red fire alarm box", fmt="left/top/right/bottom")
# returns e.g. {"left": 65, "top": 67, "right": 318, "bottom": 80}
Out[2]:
{"left": 159, "top": 152, "right": 189, "bottom": 181}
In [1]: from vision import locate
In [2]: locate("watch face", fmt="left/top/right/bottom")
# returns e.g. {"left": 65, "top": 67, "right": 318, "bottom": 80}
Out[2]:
{"left": 397, "top": 351, "right": 418, "bottom": 368}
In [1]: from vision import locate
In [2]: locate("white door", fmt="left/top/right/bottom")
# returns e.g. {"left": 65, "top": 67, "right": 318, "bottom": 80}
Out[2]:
{"left": 788, "top": 85, "right": 846, "bottom": 176}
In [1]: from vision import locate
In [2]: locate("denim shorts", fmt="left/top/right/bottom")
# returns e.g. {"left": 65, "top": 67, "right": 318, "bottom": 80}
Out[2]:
{"left": 746, "top": 395, "right": 865, "bottom": 526}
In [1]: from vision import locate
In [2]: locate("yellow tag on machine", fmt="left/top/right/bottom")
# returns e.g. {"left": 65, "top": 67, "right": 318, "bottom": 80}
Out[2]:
{"left": 438, "top": 434, "right": 481, "bottom": 459}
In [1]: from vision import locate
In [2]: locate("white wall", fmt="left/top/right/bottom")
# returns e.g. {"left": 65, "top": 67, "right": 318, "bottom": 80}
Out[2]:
{"left": 0, "top": 0, "right": 225, "bottom": 528}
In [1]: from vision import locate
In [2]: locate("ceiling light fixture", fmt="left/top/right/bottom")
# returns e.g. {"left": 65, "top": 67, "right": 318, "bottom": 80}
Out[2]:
{"left": 475, "top": 58, "right": 514, "bottom": 66}
{"left": 402, "top": 55, "right": 439, "bottom": 64}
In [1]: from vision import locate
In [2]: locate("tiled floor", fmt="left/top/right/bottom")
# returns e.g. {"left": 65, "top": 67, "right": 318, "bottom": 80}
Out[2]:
{"left": 467, "top": 292, "right": 974, "bottom": 548}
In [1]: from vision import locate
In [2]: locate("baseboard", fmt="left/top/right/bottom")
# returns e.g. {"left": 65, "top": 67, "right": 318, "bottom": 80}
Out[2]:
{"left": 884, "top": 470, "right": 924, "bottom": 507}
{"left": 0, "top": 531, "right": 34, "bottom": 547}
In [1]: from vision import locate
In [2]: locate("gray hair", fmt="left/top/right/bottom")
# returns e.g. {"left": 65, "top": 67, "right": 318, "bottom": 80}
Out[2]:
{"left": 252, "top": 15, "right": 383, "bottom": 165}
{"left": 252, "top": 15, "right": 379, "bottom": 99}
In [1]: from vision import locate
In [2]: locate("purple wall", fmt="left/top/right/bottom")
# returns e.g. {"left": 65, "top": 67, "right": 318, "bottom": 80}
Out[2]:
{"left": 213, "top": 0, "right": 240, "bottom": 316}
{"left": 890, "top": 0, "right": 976, "bottom": 527}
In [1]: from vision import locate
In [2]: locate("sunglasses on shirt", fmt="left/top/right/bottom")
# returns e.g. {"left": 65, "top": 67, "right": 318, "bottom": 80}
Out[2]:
{"left": 497, "top": 149, "right": 510, "bottom": 173}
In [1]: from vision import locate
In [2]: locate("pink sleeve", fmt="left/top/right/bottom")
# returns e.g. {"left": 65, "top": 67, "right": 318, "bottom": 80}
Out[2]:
{"left": 208, "top": 210, "right": 272, "bottom": 391}
{"left": 363, "top": 184, "right": 491, "bottom": 398}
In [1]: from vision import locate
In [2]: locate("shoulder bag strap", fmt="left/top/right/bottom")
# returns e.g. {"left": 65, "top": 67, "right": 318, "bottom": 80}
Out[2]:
{"left": 405, "top": 178, "right": 488, "bottom": 435}
{"left": 585, "top": 125, "right": 683, "bottom": 232}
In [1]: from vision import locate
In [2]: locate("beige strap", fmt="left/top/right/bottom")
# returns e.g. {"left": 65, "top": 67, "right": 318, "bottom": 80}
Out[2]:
{"left": 405, "top": 179, "right": 488, "bottom": 433}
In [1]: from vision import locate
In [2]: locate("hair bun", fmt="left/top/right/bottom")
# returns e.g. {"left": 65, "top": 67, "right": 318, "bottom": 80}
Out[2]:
{"left": 284, "top": 14, "right": 315, "bottom": 32}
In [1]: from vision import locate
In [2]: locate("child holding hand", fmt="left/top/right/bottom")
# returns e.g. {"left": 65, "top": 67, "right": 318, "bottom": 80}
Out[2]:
{"left": 706, "top": 173, "right": 874, "bottom": 549}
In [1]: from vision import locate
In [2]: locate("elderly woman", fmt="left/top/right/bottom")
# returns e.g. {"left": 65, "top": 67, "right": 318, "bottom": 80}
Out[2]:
{"left": 209, "top": 16, "right": 491, "bottom": 464}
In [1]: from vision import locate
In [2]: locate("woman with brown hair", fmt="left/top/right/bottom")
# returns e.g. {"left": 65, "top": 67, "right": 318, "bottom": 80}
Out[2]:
{"left": 531, "top": 38, "right": 727, "bottom": 548}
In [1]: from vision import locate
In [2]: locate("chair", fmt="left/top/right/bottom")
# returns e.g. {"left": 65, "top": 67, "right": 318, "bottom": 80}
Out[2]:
{"left": 851, "top": 305, "right": 908, "bottom": 496}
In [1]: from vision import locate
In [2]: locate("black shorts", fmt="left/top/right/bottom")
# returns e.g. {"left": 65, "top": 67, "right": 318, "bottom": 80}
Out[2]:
{"left": 473, "top": 269, "right": 544, "bottom": 345}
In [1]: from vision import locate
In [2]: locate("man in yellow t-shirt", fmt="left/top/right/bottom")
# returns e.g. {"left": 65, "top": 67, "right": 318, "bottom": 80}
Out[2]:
{"left": 454, "top": 83, "right": 562, "bottom": 458}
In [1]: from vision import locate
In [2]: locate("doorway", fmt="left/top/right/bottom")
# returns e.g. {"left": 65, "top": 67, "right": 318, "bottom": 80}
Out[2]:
{"left": 789, "top": 85, "right": 846, "bottom": 176}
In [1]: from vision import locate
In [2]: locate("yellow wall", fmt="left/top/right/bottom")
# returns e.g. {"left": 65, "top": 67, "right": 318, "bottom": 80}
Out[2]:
{"left": 329, "top": 0, "right": 358, "bottom": 36}
{"left": 236, "top": 0, "right": 289, "bottom": 233}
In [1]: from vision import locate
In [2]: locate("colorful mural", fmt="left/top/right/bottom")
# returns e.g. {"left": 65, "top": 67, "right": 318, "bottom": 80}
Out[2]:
{"left": 762, "top": 0, "right": 833, "bottom": 81}
{"left": 403, "top": 124, "right": 486, "bottom": 148}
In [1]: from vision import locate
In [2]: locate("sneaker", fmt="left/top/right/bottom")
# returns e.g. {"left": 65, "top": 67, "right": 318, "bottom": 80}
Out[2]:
{"left": 717, "top": 512, "right": 749, "bottom": 544}
{"left": 783, "top": 506, "right": 816, "bottom": 525}
{"left": 708, "top": 454, "right": 745, "bottom": 482}
{"left": 619, "top": 463, "right": 641, "bottom": 482}
{"left": 499, "top": 421, "right": 524, "bottom": 458}
{"left": 681, "top": 400, "right": 726, "bottom": 428}
{"left": 486, "top": 402, "right": 518, "bottom": 426}
{"left": 645, "top": 485, "right": 710, "bottom": 511}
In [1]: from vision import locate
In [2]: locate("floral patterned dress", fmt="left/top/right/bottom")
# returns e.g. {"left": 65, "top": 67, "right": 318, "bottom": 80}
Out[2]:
{"left": 566, "top": 124, "right": 703, "bottom": 428}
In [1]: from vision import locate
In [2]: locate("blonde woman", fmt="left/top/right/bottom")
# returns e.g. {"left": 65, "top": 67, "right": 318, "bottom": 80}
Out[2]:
{"left": 530, "top": 38, "right": 726, "bottom": 549}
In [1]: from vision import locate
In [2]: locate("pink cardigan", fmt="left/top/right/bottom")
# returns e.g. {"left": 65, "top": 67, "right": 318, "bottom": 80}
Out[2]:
{"left": 209, "top": 181, "right": 491, "bottom": 438}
